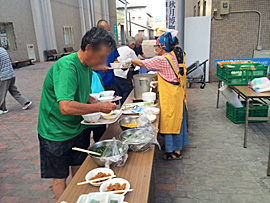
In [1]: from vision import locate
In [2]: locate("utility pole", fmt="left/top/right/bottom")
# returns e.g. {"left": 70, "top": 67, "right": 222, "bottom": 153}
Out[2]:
{"left": 125, "top": 1, "right": 128, "bottom": 39}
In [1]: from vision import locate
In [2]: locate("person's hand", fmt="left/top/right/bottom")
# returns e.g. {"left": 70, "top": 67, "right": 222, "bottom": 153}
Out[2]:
{"left": 98, "top": 102, "right": 117, "bottom": 113}
{"left": 92, "top": 66, "right": 109, "bottom": 73}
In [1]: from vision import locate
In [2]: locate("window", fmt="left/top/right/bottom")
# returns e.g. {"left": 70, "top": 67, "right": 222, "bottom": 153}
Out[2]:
{"left": 138, "top": 16, "right": 142, "bottom": 20}
{"left": 63, "top": 26, "right": 74, "bottom": 45}
{"left": 132, "top": 17, "right": 135, "bottom": 20}
{"left": 197, "top": 1, "right": 200, "bottom": 16}
{"left": 138, "top": 30, "right": 145, "bottom": 37}
{"left": 0, "top": 22, "right": 17, "bottom": 51}
{"left": 203, "top": 0, "right": 206, "bottom": 16}
{"left": 194, "top": 6, "right": 196, "bottom": 16}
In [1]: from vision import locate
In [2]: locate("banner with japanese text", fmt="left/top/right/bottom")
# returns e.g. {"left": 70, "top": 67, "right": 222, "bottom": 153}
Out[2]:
{"left": 166, "top": 0, "right": 178, "bottom": 30}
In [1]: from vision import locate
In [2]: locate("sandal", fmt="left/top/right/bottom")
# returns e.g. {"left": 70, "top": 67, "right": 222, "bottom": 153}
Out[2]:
{"left": 163, "top": 152, "right": 182, "bottom": 160}
{"left": 173, "top": 151, "right": 182, "bottom": 159}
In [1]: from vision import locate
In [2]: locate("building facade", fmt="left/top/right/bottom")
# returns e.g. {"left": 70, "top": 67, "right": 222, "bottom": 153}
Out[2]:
{"left": 0, "top": 0, "right": 117, "bottom": 62}
{"left": 186, "top": 0, "right": 270, "bottom": 81}
{"left": 117, "top": 5, "right": 154, "bottom": 40}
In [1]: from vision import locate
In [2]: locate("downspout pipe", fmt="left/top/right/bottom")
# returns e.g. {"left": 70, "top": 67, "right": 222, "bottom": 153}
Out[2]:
{"left": 229, "top": 10, "right": 262, "bottom": 50}
{"left": 89, "top": 0, "right": 96, "bottom": 27}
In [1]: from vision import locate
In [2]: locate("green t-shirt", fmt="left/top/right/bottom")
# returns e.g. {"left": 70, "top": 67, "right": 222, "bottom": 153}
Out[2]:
{"left": 38, "top": 52, "right": 93, "bottom": 141}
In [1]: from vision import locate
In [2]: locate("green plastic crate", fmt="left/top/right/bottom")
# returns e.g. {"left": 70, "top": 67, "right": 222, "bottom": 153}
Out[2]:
{"left": 226, "top": 101, "right": 269, "bottom": 124}
{"left": 216, "top": 63, "right": 268, "bottom": 85}
{"left": 216, "top": 65, "right": 224, "bottom": 81}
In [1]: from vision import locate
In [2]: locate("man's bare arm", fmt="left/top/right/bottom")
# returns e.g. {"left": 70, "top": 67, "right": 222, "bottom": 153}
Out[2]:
{"left": 59, "top": 100, "right": 116, "bottom": 115}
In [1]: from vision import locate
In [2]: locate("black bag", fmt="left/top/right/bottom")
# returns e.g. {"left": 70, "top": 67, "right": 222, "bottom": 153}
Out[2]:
{"left": 173, "top": 46, "right": 184, "bottom": 64}
{"left": 173, "top": 46, "right": 185, "bottom": 76}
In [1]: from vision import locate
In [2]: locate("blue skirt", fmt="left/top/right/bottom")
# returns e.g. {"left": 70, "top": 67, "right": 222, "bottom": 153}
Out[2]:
{"left": 164, "top": 105, "right": 189, "bottom": 153}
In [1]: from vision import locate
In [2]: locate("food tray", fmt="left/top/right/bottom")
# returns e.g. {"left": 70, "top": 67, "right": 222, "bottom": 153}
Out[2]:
{"left": 81, "top": 111, "right": 122, "bottom": 125}
{"left": 121, "top": 102, "right": 158, "bottom": 115}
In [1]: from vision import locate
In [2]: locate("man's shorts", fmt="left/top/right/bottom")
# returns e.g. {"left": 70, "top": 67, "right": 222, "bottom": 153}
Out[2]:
{"left": 38, "top": 130, "right": 90, "bottom": 179}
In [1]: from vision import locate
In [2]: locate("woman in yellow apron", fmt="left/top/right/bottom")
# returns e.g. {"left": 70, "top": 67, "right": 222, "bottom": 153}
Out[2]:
{"left": 125, "top": 31, "right": 189, "bottom": 160}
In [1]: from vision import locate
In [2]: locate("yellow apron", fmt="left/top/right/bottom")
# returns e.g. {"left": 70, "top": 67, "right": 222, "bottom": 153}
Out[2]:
{"left": 171, "top": 51, "right": 188, "bottom": 110}
{"left": 158, "top": 55, "right": 185, "bottom": 134}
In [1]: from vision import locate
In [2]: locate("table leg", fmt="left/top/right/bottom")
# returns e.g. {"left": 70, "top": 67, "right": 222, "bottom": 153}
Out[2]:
{"left": 244, "top": 98, "right": 249, "bottom": 148}
{"left": 216, "top": 81, "right": 221, "bottom": 108}
{"left": 148, "top": 160, "right": 155, "bottom": 203}
{"left": 267, "top": 145, "right": 270, "bottom": 176}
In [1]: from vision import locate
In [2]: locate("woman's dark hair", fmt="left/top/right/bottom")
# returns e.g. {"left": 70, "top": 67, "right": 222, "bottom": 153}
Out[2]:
{"left": 81, "top": 27, "right": 116, "bottom": 51}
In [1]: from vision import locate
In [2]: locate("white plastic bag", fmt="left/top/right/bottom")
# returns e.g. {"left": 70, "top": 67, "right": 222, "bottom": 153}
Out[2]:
{"left": 219, "top": 85, "right": 243, "bottom": 107}
{"left": 100, "top": 138, "right": 128, "bottom": 168}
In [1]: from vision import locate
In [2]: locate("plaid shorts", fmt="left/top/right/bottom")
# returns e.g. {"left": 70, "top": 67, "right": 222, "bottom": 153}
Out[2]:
{"left": 38, "top": 130, "right": 90, "bottom": 179}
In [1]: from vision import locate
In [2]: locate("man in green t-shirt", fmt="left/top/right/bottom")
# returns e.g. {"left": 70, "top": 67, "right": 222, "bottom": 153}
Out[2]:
{"left": 37, "top": 27, "right": 116, "bottom": 199}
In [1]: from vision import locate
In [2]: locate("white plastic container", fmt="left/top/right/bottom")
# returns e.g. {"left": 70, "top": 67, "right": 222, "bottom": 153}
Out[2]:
{"left": 90, "top": 93, "right": 101, "bottom": 100}
{"left": 86, "top": 192, "right": 109, "bottom": 203}
{"left": 98, "top": 96, "right": 114, "bottom": 103}
{"left": 219, "top": 85, "right": 243, "bottom": 107}
{"left": 142, "top": 92, "right": 156, "bottom": 103}
{"left": 100, "top": 91, "right": 115, "bottom": 97}
{"left": 82, "top": 112, "right": 101, "bottom": 123}
{"left": 85, "top": 168, "right": 115, "bottom": 186}
{"left": 100, "top": 178, "right": 130, "bottom": 196}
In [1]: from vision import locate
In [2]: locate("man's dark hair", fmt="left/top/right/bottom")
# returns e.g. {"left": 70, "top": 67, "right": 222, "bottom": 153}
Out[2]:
{"left": 97, "top": 19, "right": 109, "bottom": 28}
{"left": 81, "top": 27, "right": 116, "bottom": 51}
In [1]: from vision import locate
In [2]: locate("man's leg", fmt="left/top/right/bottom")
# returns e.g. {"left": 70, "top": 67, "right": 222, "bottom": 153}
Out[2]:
{"left": 8, "top": 77, "right": 29, "bottom": 106}
{"left": 70, "top": 130, "right": 90, "bottom": 177}
{"left": 53, "top": 178, "right": 67, "bottom": 200}
{"left": 0, "top": 79, "right": 11, "bottom": 111}
{"left": 38, "top": 134, "right": 70, "bottom": 200}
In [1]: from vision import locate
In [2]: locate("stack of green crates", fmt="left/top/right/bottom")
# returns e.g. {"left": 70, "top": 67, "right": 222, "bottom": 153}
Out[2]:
{"left": 216, "top": 63, "right": 268, "bottom": 86}
{"left": 226, "top": 101, "right": 269, "bottom": 124}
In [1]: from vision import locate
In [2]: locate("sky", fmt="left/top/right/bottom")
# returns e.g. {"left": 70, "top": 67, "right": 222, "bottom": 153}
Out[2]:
{"left": 116, "top": 0, "right": 166, "bottom": 19}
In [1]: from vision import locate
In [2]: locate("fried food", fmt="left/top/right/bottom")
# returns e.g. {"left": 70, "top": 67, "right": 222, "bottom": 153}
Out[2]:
{"left": 90, "top": 172, "right": 112, "bottom": 183}
{"left": 122, "top": 122, "right": 138, "bottom": 128}
{"left": 106, "top": 183, "right": 127, "bottom": 193}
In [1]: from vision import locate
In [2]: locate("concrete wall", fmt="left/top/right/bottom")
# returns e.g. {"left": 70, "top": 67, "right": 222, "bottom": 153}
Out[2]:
{"left": 185, "top": 0, "right": 194, "bottom": 17}
{"left": 0, "top": 0, "right": 117, "bottom": 61}
{"left": 209, "top": 0, "right": 270, "bottom": 81}
{"left": 0, "top": 0, "right": 39, "bottom": 61}
{"left": 51, "top": 0, "right": 82, "bottom": 52}
{"left": 108, "top": 0, "right": 117, "bottom": 31}
{"left": 186, "top": 0, "right": 270, "bottom": 81}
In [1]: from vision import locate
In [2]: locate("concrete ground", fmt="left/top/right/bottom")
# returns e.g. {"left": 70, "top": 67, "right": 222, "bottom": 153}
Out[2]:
{"left": 0, "top": 62, "right": 270, "bottom": 203}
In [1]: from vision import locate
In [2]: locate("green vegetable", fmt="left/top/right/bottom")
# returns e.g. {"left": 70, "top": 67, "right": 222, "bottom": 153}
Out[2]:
{"left": 90, "top": 200, "right": 100, "bottom": 203}
{"left": 92, "top": 146, "right": 107, "bottom": 157}
{"left": 122, "top": 134, "right": 133, "bottom": 141}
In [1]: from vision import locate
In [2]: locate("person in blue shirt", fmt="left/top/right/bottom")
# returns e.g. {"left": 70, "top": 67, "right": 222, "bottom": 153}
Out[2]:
{"left": 96, "top": 19, "right": 120, "bottom": 94}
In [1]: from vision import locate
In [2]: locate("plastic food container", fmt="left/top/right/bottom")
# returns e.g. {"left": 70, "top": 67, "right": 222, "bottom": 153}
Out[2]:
{"left": 100, "top": 90, "right": 115, "bottom": 97}
{"left": 98, "top": 96, "right": 114, "bottom": 103}
{"left": 90, "top": 93, "right": 101, "bottom": 100}
{"left": 142, "top": 92, "right": 156, "bottom": 102}
{"left": 85, "top": 168, "right": 115, "bottom": 186}
{"left": 100, "top": 178, "right": 130, "bottom": 196}
{"left": 82, "top": 112, "right": 101, "bottom": 123}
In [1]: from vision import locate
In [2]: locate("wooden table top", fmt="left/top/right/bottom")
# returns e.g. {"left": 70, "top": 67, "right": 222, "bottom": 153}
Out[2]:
{"left": 57, "top": 91, "right": 159, "bottom": 203}
{"left": 233, "top": 86, "right": 270, "bottom": 98}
